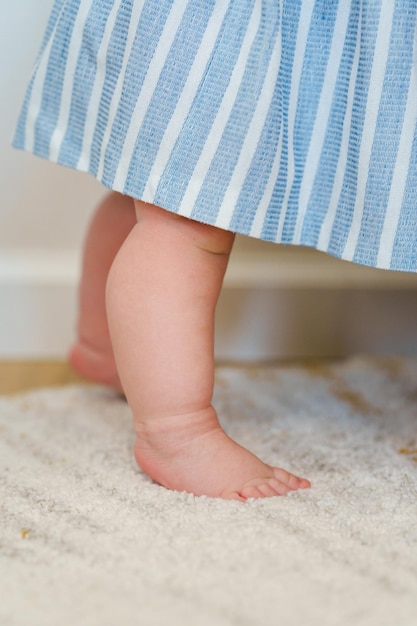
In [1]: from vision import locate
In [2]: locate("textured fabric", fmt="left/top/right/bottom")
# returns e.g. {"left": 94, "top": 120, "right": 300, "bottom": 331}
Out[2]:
{"left": 2, "top": 358, "right": 417, "bottom": 626}
{"left": 13, "top": 0, "right": 417, "bottom": 271}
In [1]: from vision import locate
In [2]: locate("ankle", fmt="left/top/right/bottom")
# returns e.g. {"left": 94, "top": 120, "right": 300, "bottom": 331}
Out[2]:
{"left": 68, "top": 340, "right": 123, "bottom": 392}
{"left": 133, "top": 405, "right": 221, "bottom": 445}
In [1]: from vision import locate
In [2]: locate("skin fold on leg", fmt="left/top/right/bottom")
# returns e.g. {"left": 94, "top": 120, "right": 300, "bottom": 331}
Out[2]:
{"left": 106, "top": 201, "right": 311, "bottom": 500}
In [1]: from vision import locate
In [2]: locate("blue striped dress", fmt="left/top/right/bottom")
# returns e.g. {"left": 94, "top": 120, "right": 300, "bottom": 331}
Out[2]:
{"left": 13, "top": 0, "right": 417, "bottom": 271}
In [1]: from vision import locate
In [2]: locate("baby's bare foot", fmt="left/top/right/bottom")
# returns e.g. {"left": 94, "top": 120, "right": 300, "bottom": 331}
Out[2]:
{"left": 68, "top": 341, "right": 124, "bottom": 393}
{"left": 134, "top": 406, "right": 310, "bottom": 500}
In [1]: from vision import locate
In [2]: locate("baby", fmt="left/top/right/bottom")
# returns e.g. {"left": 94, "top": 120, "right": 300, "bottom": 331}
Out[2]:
{"left": 14, "top": 0, "right": 416, "bottom": 499}
{"left": 69, "top": 191, "right": 311, "bottom": 500}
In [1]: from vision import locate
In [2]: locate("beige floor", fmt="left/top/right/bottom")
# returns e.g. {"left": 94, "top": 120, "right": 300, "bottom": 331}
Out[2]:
{"left": 0, "top": 360, "right": 86, "bottom": 395}
{"left": 0, "top": 358, "right": 332, "bottom": 396}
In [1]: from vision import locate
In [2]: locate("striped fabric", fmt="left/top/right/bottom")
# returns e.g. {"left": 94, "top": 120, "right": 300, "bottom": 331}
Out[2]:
{"left": 13, "top": 0, "right": 417, "bottom": 271}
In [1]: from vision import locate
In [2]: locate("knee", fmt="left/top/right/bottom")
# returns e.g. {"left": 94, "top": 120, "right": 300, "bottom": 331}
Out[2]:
{"left": 134, "top": 200, "right": 235, "bottom": 255}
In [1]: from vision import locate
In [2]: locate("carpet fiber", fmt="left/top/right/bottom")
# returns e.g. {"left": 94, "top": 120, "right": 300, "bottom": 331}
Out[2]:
{"left": 1, "top": 357, "right": 417, "bottom": 626}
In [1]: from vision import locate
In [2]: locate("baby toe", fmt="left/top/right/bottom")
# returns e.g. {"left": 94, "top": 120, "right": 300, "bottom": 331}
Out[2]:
{"left": 240, "top": 484, "right": 266, "bottom": 499}
{"left": 257, "top": 482, "right": 279, "bottom": 497}
{"left": 224, "top": 490, "right": 247, "bottom": 502}
{"left": 272, "top": 468, "right": 310, "bottom": 490}
{"left": 267, "top": 477, "right": 292, "bottom": 496}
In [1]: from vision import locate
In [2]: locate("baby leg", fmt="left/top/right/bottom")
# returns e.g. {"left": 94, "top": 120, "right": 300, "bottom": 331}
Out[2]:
{"left": 106, "top": 201, "right": 310, "bottom": 500}
{"left": 69, "top": 192, "right": 136, "bottom": 392}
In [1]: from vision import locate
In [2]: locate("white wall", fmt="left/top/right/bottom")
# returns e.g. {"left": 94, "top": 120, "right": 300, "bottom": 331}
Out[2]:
{"left": 1, "top": 1, "right": 417, "bottom": 360}
{"left": 1, "top": 0, "right": 104, "bottom": 251}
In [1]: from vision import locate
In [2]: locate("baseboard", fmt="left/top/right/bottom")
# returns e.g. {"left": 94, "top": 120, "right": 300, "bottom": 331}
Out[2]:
{"left": 1, "top": 248, "right": 417, "bottom": 359}
{"left": 0, "top": 250, "right": 77, "bottom": 358}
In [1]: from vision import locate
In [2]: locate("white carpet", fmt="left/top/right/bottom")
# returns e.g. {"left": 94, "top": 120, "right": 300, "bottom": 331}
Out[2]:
{"left": 1, "top": 357, "right": 417, "bottom": 626}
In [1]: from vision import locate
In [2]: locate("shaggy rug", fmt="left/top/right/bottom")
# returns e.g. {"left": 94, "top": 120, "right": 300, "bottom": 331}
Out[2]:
{"left": 1, "top": 357, "right": 417, "bottom": 626}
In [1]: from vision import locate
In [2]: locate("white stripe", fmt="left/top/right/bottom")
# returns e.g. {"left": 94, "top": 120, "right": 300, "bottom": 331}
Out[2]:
{"left": 24, "top": 22, "right": 60, "bottom": 153}
{"left": 216, "top": 18, "right": 282, "bottom": 230}
{"left": 94, "top": 1, "right": 146, "bottom": 181}
{"left": 273, "top": 0, "right": 315, "bottom": 243}
{"left": 377, "top": 42, "right": 417, "bottom": 268}
{"left": 342, "top": 0, "right": 395, "bottom": 260}
{"left": 293, "top": 1, "right": 351, "bottom": 243}
{"left": 176, "top": 1, "right": 261, "bottom": 218}
{"left": 317, "top": 11, "right": 362, "bottom": 251}
{"left": 76, "top": 0, "right": 123, "bottom": 171}
{"left": 48, "top": 0, "right": 95, "bottom": 162}
{"left": 112, "top": 2, "right": 188, "bottom": 191}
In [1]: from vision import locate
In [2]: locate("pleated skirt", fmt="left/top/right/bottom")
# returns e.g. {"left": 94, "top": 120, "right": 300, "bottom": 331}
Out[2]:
{"left": 13, "top": 0, "right": 417, "bottom": 271}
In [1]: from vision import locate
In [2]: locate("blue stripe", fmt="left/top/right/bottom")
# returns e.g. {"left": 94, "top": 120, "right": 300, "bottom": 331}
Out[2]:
{"left": 391, "top": 124, "right": 417, "bottom": 272}
{"left": 258, "top": 0, "right": 302, "bottom": 241}
{"left": 280, "top": 0, "right": 339, "bottom": 244}
{"left": 353, "top": 1, "right": 417, "bottom": 267}
{"left": 101, "top": 0, "right": 173, "bottom": 191}
{"left": 228, "top": 6, "right": 282, "bottom": 235}
{"left": 88, "top": 1, "right": 134, "bottom": 175}
{"left": 58, "top": 1, "right": 115, "bottom": 167}
{"left": 327, "top": 0, "right": 383, "bottom": 261}
{"left": 300, "top": 1, "right": 360, "bottom": 248}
